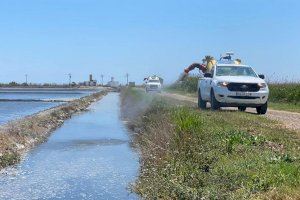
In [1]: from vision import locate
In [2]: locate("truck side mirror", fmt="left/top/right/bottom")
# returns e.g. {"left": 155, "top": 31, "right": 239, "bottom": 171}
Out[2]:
{"left": 258, "top": 74, "right": 265, "bottom": 79}
{"left": 204, "top": 73, "right": 212, "bottom": 78}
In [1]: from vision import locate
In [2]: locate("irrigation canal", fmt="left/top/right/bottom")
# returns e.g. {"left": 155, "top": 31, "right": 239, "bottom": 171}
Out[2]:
{"left": 0, "top": 93, "right": 139, "bottom": 199}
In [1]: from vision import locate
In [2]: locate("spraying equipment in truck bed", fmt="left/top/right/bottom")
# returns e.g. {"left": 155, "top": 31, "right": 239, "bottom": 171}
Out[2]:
{"left": 178, "top": 53, "right": 242, "bottom": 82}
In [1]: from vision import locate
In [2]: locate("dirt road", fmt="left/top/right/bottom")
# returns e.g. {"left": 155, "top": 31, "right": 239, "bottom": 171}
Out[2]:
{"left": 162, "top": 92, "right": 300, "bottom": 132}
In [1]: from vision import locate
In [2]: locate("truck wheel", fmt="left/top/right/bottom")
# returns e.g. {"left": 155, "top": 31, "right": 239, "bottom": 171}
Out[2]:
{"left": 238, "top": 106, "right": 246, "bottom": 112}
{"left": 198, "top": 89, "right": 206, "bottom": 109}
{"left": 256, "top": 102, "right": 268, "bottom": 115}
{"left": 210, "top": 89, "right": 220, "bottom": 110}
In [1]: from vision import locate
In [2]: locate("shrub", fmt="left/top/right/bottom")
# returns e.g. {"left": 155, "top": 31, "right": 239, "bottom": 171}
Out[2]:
{"left": 169, "top": 76, "right": 199, "bottom": 93}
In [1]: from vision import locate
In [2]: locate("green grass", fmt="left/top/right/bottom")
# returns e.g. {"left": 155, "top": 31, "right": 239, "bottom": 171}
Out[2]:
{"left": 122, "top": 88, "right": 300, "bottom": 199}
{"left": 268, "top": 84, "right": 300, "bottom": 113}
{"left": 269, "top": 102, "right": 300, "bottom": 113}
{"left": 269, "top": 83, "right": 300, "bottom": 103}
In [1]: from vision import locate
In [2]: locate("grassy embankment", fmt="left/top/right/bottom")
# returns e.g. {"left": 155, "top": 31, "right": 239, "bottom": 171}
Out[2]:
{"left": 166, "top": 76, "right": 300, "bottom": 112}
{"left": 0, "top": 90, "right": 108, "bottom": 169}
{"left": 121, "top": 88, "right": 300, "bottom": 199}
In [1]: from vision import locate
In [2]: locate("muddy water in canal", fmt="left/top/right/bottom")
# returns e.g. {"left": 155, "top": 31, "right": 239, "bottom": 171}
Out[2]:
{"left": 0, "top": 93, "right": 139, "bottom": 199}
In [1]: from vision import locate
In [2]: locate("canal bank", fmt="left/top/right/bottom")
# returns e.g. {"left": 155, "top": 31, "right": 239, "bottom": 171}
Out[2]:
{"left": 0, "top": 90, "right": 108, "bottom": 169}
{"left": 0, "top": 93, "right": 139, "bottom": 199}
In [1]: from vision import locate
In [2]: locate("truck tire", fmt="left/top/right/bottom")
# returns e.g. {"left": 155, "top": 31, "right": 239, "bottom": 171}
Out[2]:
{"left": 198, "top": 89, "right": 206, "bottom": 109}
{"left": 238, "top": 106, "right": 246, "bottom": 112}
{"left": 256, "top": 102, "right": 268, "bottom": 115}
{"left": 210, "top": 89, "right": 220, "bottom": 110}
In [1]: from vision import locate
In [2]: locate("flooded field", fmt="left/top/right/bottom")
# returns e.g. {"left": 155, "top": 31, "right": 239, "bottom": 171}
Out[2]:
{"left": 0, "top": 93, "right": 139, "bottom": 199}
{"left": 0, "top": 88, "right": 100, "bottom": 125}
{"left": 0, "top": 101, "right": 62, "bottom": 124}
{"left": 0, "top": 88, "right": 99, "bottom": 101}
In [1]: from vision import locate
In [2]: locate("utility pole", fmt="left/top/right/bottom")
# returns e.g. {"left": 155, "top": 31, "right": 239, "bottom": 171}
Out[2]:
{"left": 25, "top": 74, "right": 28, "bottom": 84}
{"left": 101, "top": 74, "right": 104, "bottom": 86}
{"left": 68, "top": 73, "right": 72, "bottom": 87}
{"left": 126, "top": 73, "right": 129, "bottom": 86}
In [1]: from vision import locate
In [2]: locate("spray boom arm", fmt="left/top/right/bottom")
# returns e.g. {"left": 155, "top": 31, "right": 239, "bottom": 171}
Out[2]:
{"left": 184, "top": 63, "right": 206, "bottom": 74}
{"left": 175, "top": 63, "right": 206, "bottom": 82}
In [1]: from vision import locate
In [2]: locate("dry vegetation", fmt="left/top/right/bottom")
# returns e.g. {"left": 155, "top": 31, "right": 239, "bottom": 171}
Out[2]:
{"left": 0, "top": 90, "right": 108, "bottom": 169}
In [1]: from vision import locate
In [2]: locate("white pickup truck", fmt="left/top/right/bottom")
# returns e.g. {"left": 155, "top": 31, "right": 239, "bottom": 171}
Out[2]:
{"left": 198, "top": 61, "right": 269, "bottom": 114}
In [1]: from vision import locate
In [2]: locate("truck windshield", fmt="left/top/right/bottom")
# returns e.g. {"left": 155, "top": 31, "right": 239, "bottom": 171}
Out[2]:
{"left": 148, "top": 80, "right": 160, "bottom": 83}
{"left": 216, "top": 66, "right": 257, "bottom": 77}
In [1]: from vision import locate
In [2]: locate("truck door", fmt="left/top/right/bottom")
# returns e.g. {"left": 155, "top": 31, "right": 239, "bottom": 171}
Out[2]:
{"left": 202, "top": 67, "right": 214, "bottom": 100}
{"left": 204, "top": 77, "right": 212, "bottom": 100}
{"left": 199, "top": 78, "right": 207, "bottom": 100}
{"left": 206, "top": 67, "right": 214, "bottom": 98}
{"left": 199, "top": 76, "right": 210, "bottom": 101}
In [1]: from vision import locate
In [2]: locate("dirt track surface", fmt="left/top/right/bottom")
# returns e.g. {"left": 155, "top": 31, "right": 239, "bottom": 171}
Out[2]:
{"left": 162, "top": 92, "right": 300, "bottom": 132}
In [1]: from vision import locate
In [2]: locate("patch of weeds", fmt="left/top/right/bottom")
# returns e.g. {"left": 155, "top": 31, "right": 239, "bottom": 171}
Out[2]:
{"left": 222, "top": 131, "right": 265, "bottom": 154}
{"left": 0, "top": 152, "right": 20, "bottom": 168}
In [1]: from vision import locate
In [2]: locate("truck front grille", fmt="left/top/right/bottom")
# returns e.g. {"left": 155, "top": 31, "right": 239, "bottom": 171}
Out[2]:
{"left": 228, "top": 96, "right": 260, "bottom": 99}
{"left": 150, "top": 85, "right": 158, "bottom": 89}
{"left": 227, "top": 83, "right": 260, "bottom": 92}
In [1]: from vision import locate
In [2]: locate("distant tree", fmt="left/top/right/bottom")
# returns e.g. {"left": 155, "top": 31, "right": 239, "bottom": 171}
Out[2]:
{"left": 8, "top": 81, "right": 18, "bottom": 86}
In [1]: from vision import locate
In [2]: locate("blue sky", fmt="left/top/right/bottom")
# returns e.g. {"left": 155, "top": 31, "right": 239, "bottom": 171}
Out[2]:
{"left": 0, "top": 0, "right": 299, "bottom": 84}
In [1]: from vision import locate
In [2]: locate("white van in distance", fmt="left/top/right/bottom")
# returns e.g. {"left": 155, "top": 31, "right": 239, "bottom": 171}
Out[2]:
{"left": 145, "top": 75, "right": 162, "bottom": 92}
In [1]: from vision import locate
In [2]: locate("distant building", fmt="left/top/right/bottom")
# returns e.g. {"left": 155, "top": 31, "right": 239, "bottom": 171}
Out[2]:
{"left": 128, "top": 82, "right": 135, "bottom": 87}
{"left": 86, "top": 74, "right": 97, "bottom": 86}
{"left": 107, "top": 77, "right": 119, "bottom": 88}
{"left": 80, "top": 74, "right": 97, "bottom": 86}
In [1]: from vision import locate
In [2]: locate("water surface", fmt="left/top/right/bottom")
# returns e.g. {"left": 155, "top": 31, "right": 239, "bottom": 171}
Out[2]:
{"left": 0, "top": 88, "right": 99, "bottom": 125}
{"left": 0, "top": 93, "right": 139, "bottom": 199}
{"left": 0, "top": 101, "right": 62, "bottom": 125}
{"left": 0, "top": 89, "right": 98, "bottom": 101}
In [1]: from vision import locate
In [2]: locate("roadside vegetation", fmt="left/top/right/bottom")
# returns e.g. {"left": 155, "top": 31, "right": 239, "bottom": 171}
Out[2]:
{"left": 166, "top": 76, "right": 300, "bottom": 112}
{"left": 122, "top": 88, "right": 300, "bottom": 199}
{"left": 268, "top": 83, "right": 300, "bottom": 112}
{"left": 167, "top": 76, "right": 199, "bottom": 95}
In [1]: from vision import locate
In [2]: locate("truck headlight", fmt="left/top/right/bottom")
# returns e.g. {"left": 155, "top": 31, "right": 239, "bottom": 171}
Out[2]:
{"left": 258, "top": 83, "right": 267, "bottom": 88}
{"left": 217, "top": 81, "right": 229, "bottom": 87}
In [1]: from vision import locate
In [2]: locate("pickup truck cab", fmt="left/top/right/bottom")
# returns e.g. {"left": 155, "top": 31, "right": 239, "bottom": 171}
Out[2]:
{"left": 198, "top": 61, "right": 269, "bottom": 114}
